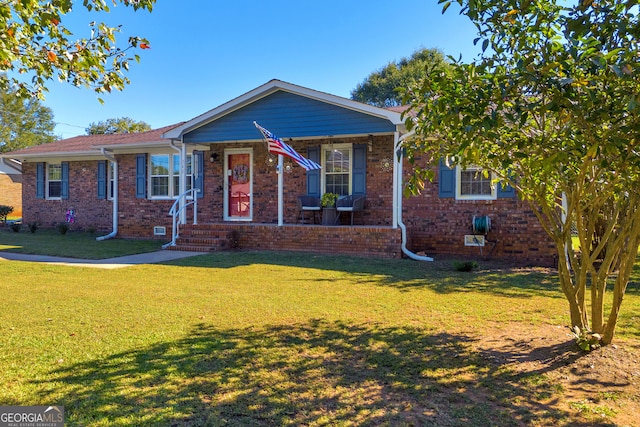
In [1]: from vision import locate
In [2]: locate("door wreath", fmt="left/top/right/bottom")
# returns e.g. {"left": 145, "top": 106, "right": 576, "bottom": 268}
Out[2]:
{"left": 233, "top": 164, "right": 249, "bottom": 183}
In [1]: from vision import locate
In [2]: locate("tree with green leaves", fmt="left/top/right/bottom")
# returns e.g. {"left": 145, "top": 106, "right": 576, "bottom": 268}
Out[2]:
{"left": 402, "top": 0, "right": 639, "bottom": 347}
{"left": 0, "top": 0, "right": 154, "bottom": 100}
{"left": 0, "top": 85, "right": 56, "bottom": 152}
{"left": 86, "top": 116, "right": 151, "bottom": 134}
{"left": 351, "top": 48, "right": 450, "bottom": 108}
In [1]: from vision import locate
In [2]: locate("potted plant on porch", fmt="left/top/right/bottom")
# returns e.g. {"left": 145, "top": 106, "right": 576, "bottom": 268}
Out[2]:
{"left": 321, "top": 192, "right": 339, "bottom": 225}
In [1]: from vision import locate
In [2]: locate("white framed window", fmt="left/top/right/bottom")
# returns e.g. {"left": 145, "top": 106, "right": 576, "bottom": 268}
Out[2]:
{"left": 456, "top": 165, "right": 496, "bottom": 200}
{"left": 322, "top": 143, "right": 352, "bottom": 196}
{"left": 149, "top": 153, "right": 193, "bottom": 198}
{"left": 47, "top": 163, "right": 62, "bottom": 199}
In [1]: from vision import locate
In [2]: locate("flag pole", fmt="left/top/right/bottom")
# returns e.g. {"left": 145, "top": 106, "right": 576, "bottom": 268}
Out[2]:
{"left": 278, "top": 154, "right": 284, "bottom": 226}
{"left": 253, "top": 121, "right": 321, "bottom": 226}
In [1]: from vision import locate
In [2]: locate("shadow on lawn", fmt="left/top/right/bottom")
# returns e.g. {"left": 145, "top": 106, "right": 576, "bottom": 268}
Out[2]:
{"left": 38, "top": 320, "right": 598, "bottom": 426}
{"left": 164, "top": 251, "right": 564, "bottom": 299}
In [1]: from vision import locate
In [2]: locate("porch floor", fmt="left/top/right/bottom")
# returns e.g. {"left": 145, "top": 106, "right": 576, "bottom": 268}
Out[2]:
{"left": 169, "top": 223, "right": 402, "bottom": 259}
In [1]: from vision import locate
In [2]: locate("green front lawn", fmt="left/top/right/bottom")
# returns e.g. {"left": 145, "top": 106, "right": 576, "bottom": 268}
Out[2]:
{"left": 1, "top": 251, "right": 639, "bottom": 425}
{"left": 0, "top": 228, "right": 162, "bottom": 259}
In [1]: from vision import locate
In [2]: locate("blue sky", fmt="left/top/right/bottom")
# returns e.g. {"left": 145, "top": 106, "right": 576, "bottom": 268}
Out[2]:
{"left": 45, "top": 1, "right": 482, "bottom": 138}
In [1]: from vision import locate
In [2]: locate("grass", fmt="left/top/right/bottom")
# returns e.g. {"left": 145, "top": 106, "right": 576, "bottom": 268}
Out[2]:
{"left": 0, "top": 228, "right": 162, "bottom": 259}
{"left": 1, "top": 250, "right": 639, "bottom": 425}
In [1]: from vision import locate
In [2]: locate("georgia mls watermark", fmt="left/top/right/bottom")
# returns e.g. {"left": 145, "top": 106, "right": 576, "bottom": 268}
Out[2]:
{"left": 0, "top": 406, "right": 64, "bottom": 427}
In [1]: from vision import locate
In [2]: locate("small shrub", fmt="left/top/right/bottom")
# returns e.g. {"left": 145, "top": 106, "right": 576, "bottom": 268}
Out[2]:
{"left": 10, "top": 223, "right": 20, "bottom": 233}
{"left": 0, "top": 205, "right": 13, "bottom": 224}
{"left": 570, "top": 326, "right": 602, "bottom": 352}
{"left": 453, "top": 260, "right": 478, "bottom": 272}
{"left": 28, "top": 222, "right": 39, "bottom": 233}
{"left": 57, "top": 222, "right": 70, "bottom": 235}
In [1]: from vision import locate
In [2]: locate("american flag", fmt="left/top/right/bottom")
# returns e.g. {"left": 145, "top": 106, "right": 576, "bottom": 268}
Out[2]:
{"left": 254, "top": 122, "right": 321, "bottom": 171}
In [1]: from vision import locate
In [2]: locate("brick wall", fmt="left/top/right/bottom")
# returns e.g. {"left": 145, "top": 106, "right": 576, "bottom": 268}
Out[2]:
{"left": 179, "top": 223, "right": 402, "bottom": 258}
{"left": 117, "top": 154, "right": 175, "bottom": 239}
{"left": 197, "top": 136, "right": 393, "bottom": 226}
{"left": 0, "top": 173, "right": 22, "bottom": 217}
{"left": 400, "top": 161, "right": 557, "bottom": 267}
{"left": 19, "top": 136, "right": 556, "bottom": 265}
{"left": 22, "top": 161, "right": 113, "bottom": 231}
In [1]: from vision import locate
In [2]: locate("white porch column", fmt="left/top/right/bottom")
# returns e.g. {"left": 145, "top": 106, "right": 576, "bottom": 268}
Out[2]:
{"left": 392, "top": 132, "right": 400, "bottom": 229}
{"left": 180, "top": 142, "right": 187, "bottom": 225}
{"left": 278, "top": 154, "right": 284, "bottom": 226}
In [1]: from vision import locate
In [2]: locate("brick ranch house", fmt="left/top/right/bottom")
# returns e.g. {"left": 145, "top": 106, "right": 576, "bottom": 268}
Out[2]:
{"left": 0, "top": 80, "right": 556, "bottom": 265}
{"left": 0, "top": 158, "right": 22, "bottom": 218}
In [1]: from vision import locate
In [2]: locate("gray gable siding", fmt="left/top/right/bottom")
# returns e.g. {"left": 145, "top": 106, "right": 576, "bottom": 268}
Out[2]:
{"left": 183, "top": 91, "right": 396, "bottom": 143}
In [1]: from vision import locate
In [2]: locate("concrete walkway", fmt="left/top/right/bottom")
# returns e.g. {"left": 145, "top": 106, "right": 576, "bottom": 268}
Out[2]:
{"left": 0, "top": 250, "right": 205, "bottom": 269}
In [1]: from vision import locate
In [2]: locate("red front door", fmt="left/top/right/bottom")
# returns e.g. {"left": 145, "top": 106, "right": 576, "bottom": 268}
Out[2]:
{"left": 225, "top": 151, "right": 252, "bottom": 220}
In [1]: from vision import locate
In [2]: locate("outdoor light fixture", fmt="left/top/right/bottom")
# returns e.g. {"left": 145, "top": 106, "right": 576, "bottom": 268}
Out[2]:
{"left": 209, "top": 152, "right": 219, "bottom": 163}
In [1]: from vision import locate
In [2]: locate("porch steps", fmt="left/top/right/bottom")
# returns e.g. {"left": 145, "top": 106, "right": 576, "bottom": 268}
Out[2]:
{"left": 167, "top": 225, "right": 237, "bottom": 252}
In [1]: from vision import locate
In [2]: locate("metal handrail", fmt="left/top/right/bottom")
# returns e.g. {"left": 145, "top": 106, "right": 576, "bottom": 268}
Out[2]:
{"left": 162, "top": 188, "right": 200, "bottom": 249}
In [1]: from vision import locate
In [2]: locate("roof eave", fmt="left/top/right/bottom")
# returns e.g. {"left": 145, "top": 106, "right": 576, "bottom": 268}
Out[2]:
{"left": 0, "top": 150, "right": 105, "bottom": 162}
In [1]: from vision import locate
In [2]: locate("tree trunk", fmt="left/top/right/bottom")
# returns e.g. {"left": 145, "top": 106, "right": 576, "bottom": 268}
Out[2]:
{"left": 557, "top": 249, "right": 588, "bottom": 329}
{"left": 591, "top": 273, "right": 606, "bottom": 334}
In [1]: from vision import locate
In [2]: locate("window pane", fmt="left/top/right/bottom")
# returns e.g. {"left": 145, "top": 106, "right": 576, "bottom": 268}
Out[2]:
{"left": 49, "top": 181, "right": 61, "bottom": 198}
{"left": 186, "top": 155, "right": 192, "bottom": 175}
{"left": 151, "top": 155, "right": 169, "bottom": 176}
{"left": 48, "top": 164, "right": 61, "bottom": 180}
{"left": 460, "top": 169, "right": 492, "bottom": 196}
{"left": 152, "top": 177, "right": 169, "bottom": 197}
{"left": 173, "top": 176, "right": 180, "bottom": 196}
{"left": 326, "top": 174, "right": 349, "bottom": 196}
{"left": 325, "top": 148, "right": 350, "bottom": 173}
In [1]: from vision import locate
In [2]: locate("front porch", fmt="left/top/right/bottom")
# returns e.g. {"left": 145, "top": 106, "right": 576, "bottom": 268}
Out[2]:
{"left": 169, "top": 223, "right": 402, "bottom": 259}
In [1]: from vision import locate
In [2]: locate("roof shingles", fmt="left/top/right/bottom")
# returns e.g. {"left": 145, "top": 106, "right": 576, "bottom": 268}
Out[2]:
{"left": 2, "top": 123, "right": 184, "bottom": 157}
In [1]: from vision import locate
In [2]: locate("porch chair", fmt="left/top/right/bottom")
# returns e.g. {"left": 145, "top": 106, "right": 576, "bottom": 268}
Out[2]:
{"left": 296, "top": 195, "right": 322, "bottom": 224}
{"left": 335, "top": 195, "right": 366, "bottom": 225}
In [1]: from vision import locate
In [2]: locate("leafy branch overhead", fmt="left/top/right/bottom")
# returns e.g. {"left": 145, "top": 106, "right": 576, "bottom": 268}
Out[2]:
{"left": 403, "top": 0, "right": 639, "bottom": 346}
{"left": 0, "top": 0, "right": 155, "bottom": 100}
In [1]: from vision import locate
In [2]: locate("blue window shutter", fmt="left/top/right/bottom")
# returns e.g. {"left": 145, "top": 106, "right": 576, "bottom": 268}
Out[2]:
{"left": 352, "top": 144, "right": 367, "bottom": 195}
{"left": 306, "top": 146, "right": 320, "bottom": 197}
{"left": 194, "top": 151, "right": 204, "bottom": 199}
{"left": 497, "top": 181, "right": 516, "bottom": 198}
{"left": 36, "top": 162, "right": 45, "bottom": 199}
{"left": 61, "top": 162, "right": 69, "bottom": 200}
{"left": 439, "top": 159, "right": 456, "bottom": 198}
{"left": 136, "top": 154, "right": 147, "bottom": 199}
{"left": 97, "top": 161, "right": 107, "bottom": 199}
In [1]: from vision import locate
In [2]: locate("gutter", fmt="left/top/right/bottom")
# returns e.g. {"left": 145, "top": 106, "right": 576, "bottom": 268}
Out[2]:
{"left": 96, "top": 148, "right": 118, "bottom": 241}
{"left": 395, "top": 131, "right": 434, "bottom": 262}
{"left": 0, "top": 157, "right": 21, "bottom": 174}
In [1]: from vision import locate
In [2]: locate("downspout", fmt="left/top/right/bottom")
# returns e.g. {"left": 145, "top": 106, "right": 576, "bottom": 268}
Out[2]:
{"left": 395, "top": 131, "right": 434, "bottom": 261}
{"left": 169, "top": 140, "right": 185, "bottom": 224}
{"left": 96, "top": 149, "right": 118, "bottom": 241}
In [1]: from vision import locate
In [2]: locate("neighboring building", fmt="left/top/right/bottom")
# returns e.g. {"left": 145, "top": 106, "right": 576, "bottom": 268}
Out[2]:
{"left": 0, "top": 158, "right": 22, "bottom": 218}
{"left": 0, "top": 80, "right": 556, "bottom": 265}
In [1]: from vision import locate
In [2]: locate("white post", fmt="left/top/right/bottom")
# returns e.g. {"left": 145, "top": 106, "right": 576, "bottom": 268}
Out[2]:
{"left": 278, "top": 154, "right": 284, "bottom": 226}
{"left": 392, "top": 132, "right": 399, "bottom": 229}
{"left": 179, "top": 142, "right": 187, "bottom": 225}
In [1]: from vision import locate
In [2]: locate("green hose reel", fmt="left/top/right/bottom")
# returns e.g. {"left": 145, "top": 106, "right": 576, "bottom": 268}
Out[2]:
{"left": 472, "top": 215, "right": 491, "bottom": 234}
